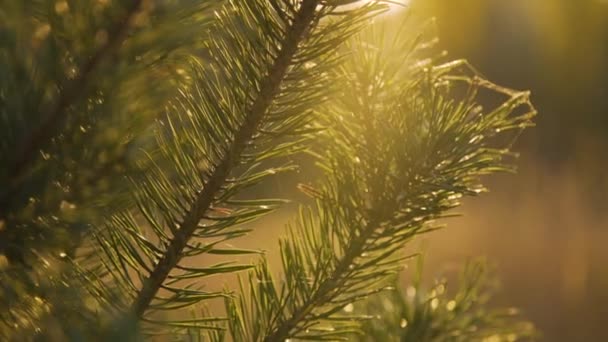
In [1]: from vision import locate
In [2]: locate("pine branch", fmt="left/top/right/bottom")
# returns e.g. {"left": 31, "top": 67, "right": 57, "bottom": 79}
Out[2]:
{"left": 0, "top": 2, "right": 222, "bottom": 338}
{"left": 0, "top": 2, "right": 539, "bottom": 340}
{"left": 358, "top": 259, "right": 538, "bottom": 341}
{"left": 0, "top": 0, "right": 143, "bottom": 214}
{"left": 262, "top": 178, "right": 442, "bottom": 340}
{"left": 263, "top": 218, "right": 381, "bottom": 341}
{"left": 130, "top": 0, "right": 320, "bottom": 319}
{"left": 91, "top": 1, "right": 375, "bottom": 334}
{"left": 231, "top": 13, "right": 536, "bottom": 341}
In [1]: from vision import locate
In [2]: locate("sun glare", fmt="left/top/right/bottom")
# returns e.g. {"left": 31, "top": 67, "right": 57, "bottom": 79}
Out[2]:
{"left": 354, "top": 0, "right": 411, "bottom": 14}
{"left": 378, "top": 0, "right": 411, "bottom": 12}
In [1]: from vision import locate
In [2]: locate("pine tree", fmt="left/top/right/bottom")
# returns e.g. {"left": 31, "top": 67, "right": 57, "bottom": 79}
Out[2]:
{"left": 0, "top": 1, "right": 537, "bottom": 341}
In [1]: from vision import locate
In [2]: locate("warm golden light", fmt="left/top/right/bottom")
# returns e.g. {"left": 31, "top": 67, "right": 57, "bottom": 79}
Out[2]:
{"left": 355, "top": 0, "right": 410, "bottom": 14}
{"left": 380, "top": 0, "right": 410, "bottom": 13}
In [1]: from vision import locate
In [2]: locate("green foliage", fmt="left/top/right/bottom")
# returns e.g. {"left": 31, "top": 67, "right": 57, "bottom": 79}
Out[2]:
{"left": 0, "top": 0, "right": 222, "bottom": 339}
{"left": 358, "top": 259, "right": 537, "bottom": 341}
{"left": 0, "top": 0, "right": 537, "bottom": 341}
{"left": 223, "top": 13, "right": 536, "bottom": 341}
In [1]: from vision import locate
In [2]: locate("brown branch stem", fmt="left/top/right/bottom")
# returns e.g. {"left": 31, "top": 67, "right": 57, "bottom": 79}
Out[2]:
{"left": 130, "top": 0, "right": 320, "bottom": 318}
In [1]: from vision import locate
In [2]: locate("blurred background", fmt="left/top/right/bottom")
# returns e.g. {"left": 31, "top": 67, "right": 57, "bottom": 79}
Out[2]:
{"left": 411, "top": 0, "right": 608, "bottom": 340}
{"left": 230, "top": 1, "right": 608, "bottom": 340}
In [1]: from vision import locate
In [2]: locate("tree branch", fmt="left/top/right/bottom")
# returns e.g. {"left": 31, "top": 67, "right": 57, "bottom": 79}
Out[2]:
{"left": 130, "top": 0, "right": 320, "bottom": 318}
{"left": 0, "top": 0, "right": 143, "bottom": 213}
{"left": 263, "top": 218, "right": 379, "bottom": 341}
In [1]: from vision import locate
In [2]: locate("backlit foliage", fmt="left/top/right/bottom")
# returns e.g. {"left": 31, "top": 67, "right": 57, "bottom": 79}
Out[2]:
{"left": 0, "top": 0, "right": 536, "bottom": 340}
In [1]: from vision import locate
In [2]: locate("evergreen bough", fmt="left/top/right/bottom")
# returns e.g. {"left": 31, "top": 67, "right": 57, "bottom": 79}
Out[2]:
{"left": 0, "top": 0, "right": 537, "bottom": 340}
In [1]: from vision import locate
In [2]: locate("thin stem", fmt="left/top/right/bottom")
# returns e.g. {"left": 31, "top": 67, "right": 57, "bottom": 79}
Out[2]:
{"left": 130, "top": 0, "right": 320, "bottom": 318}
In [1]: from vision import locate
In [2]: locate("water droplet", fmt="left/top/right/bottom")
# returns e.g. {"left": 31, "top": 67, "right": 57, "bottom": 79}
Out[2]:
{"left": 446, "top": 300, "right": 456, "bottom": 311}
{"left": 430, "top": 298, "right": 439, "bottom": 310}
{"left": 66, "top": 66, "right": 78, "bottom": 79}
{"left": 400, "top": 318, "right": 408, "bottom": 328}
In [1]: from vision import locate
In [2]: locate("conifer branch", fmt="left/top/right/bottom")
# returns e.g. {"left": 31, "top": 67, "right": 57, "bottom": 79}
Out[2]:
{"left": 0, "top": 2, "right": 538, "bottom": 340}
{"left": 264, "top": 190, "right": 426, "bottom": 340}
{"left": 359, "top": 259, "right": 538, "bottom": 341}
{"left": 264, "top": 218, "right": 381, "bottom": 341}
{"left": 130, "top": 0, "right": 320, "bottom": 319}
{"left": 243, "top": 15, "right": 537, "bottom": 340}
{"left": 0, "top": 0, "right": 143, "bottom": 212}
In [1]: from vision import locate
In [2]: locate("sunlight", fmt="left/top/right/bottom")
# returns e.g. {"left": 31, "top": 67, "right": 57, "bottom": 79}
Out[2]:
{"left": 379, "top": 0, "right": 410, "bottom": 13}
{"left": 380, "top": 0, "right": 411, "bottom": 14}
{"left": 356, "top": 0, "right": 411, "bottom": 14}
